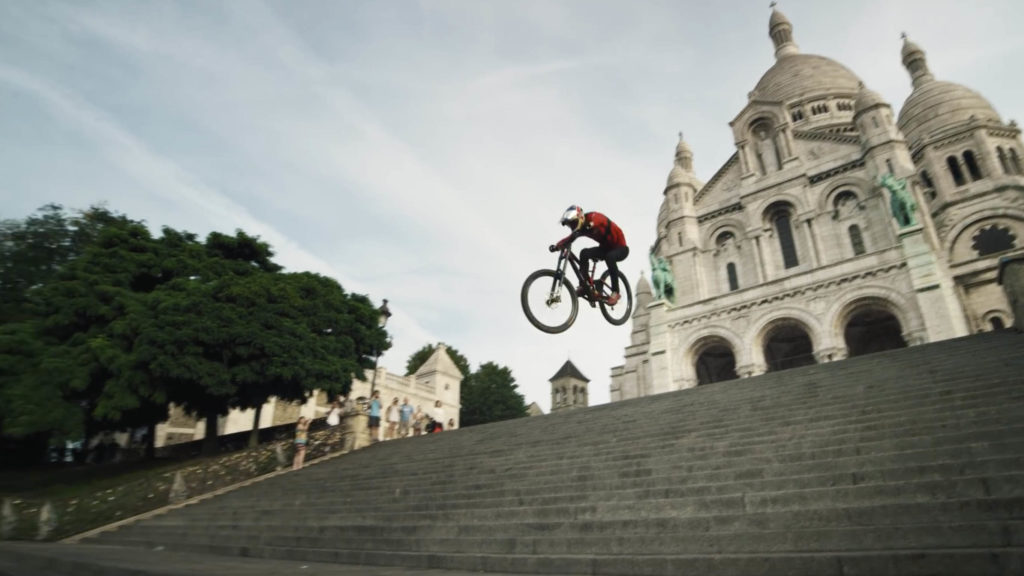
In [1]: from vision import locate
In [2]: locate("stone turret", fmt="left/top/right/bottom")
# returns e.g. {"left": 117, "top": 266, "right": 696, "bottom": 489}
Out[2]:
{"left": 549, "top": 360, "right": 589, "bottom": 413}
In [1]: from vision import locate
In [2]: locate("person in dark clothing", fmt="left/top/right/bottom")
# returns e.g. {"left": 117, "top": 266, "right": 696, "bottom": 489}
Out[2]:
{"left": 551, "top": 205, "right": 630, "bottom": 305}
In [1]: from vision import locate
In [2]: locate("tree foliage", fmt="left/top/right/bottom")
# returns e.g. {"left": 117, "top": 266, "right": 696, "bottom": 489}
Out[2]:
{"left": 0, "top": 205, "right": 389, "bottom": 463}
{"left": 460, "top": 362, "right": 528, "bottom": 427}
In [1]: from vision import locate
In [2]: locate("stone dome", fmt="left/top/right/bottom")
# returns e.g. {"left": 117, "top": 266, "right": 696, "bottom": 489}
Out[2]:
{"left": 666, "top": 132, "right": 695, "bottom": 186}
{"left": 898, "top": 81, "right": 1001, "bottom": 145}
{"left": 752, "top": 54, "right": 861, "bottom": 103}
{"left": 896, "top": 38, "right": 1002, "bottom": 146}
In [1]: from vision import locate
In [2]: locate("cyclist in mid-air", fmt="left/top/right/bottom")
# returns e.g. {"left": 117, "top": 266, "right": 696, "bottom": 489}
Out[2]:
{"left": 550, "top": 205, "right": 630, "bottom": 305}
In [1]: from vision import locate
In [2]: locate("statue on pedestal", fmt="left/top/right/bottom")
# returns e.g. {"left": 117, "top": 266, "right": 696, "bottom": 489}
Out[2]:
{"left": 650, "top": 253, "right": 676, "bottom": 304}
{"left": 880, "top": 173, "right": 918, "bottom": 228}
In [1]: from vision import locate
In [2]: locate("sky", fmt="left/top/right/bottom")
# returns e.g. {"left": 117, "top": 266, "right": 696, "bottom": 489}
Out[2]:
{"left": 2, "top": 0, "right": 1023, "bottom": 413}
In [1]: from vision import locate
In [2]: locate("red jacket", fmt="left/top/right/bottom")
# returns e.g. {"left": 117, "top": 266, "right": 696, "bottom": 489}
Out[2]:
{"left": 559, "top": 212, "right": 627, "bottom": 250}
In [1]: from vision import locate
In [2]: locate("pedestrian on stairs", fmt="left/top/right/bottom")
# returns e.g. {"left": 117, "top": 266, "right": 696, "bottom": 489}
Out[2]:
{"left": 385, "top": 397, "right": 401, "bottom": 440}
{"left": 368, "top": 390, "right": 382, "bottom": 443}
{"left": 399, "top": 397, "right": 414, "bottom": 438}
{"left": 412, "top": 406, "right": 425, "bottom": 436}
{"left": 293, "top": 416, "right": 310, "bottom": 470}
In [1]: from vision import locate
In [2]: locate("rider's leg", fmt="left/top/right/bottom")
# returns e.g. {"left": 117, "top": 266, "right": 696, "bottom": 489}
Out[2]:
{"left": 579, "top": 246, "right": 602, "bottom": 285}
{"left": 604, "top": 246, "right": 630, "bottom": 293}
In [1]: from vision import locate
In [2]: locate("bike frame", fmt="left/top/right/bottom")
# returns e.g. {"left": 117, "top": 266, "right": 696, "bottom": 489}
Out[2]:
{"left": 552, "top": 247, "right": 599, "bottom": 299}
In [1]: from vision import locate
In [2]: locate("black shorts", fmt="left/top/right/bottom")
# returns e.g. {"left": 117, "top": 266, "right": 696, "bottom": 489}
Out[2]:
{"left": 369, "top": 416, "right": 381, "bottom": 427}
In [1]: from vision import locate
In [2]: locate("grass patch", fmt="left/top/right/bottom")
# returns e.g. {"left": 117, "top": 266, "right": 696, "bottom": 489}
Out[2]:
{"left": 1, "top": 426, "right": 344, "bottom": 541}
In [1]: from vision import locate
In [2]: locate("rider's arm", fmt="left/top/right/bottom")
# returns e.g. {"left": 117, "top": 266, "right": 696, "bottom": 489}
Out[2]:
{"left": 551, "top": 230, "right": 581, "bottom": 251}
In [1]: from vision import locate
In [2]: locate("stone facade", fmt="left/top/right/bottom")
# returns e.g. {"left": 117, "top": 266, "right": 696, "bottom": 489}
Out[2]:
{"left": 154, "top": 344, "right": 462, "bottom": 447}
{"left": 611, "top": 9, "right": 1024, "bottom": 401}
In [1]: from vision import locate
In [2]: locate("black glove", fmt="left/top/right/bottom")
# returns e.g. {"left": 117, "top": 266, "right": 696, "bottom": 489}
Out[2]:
{"left": 549, "top": 244, "right": 559, "bottom": 252}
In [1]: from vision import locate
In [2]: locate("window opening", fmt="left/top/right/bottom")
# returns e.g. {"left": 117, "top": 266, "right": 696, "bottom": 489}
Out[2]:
{"left": 849, "top": 224, "right": 865, "bottom": 255}
{"left": 947, "top": 156, "right": 966, "bottom": 186}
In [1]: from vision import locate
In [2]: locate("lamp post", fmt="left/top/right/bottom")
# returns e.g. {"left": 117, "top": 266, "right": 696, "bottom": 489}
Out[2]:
{"left": 369, "top": 299, "right": 392, "bottom": 398}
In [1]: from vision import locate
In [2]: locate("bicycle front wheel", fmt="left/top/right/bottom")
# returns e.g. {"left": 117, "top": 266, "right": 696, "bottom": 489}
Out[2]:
{"left": 521, "top": 269, "right": 579, "bottom": 334}
{"left": 597, "top": 270, "right": 633, "bottom": 326}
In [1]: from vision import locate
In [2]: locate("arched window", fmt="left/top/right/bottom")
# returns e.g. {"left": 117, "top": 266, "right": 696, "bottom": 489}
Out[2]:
{"left": 774, "top": 211, "right": 799, "bottom": 269}
{"left": 833, "top": 190, "right": 859, "bottom": 219}
{"left": 716, "top": 231, "right": 735, "bottom": 248}
{"left": 1010, "top": 149, "right": 1024, "bottom": 175}
{"left": 947, "top": 156, "right": 966, "bottom": 186}
{"left": 872, "top": 116, "right": 879, "bottom": 128}
{"left": 726, "top": 263, "right": 739, "bottom": 292}
{"left": 849, "top": 224, "right": 866, "bottom": 255}
{"left": 990, "top": 317, "right": 1005, "bottom": 330}
{"left": 997, "top": 147, "right": 1011, "bottom": 175}
{"left": 963, "top": 150, "right": 983, "bottom": 181}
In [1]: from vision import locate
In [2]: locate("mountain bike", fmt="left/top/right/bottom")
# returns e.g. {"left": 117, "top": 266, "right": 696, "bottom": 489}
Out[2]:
{"left": 521, "top": 245, "right": 633, "bottom": 334}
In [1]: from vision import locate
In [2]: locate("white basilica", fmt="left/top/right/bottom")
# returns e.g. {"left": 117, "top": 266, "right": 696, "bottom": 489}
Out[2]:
{"left": 610, "top": 7, "right": 1024, "bottom": 400}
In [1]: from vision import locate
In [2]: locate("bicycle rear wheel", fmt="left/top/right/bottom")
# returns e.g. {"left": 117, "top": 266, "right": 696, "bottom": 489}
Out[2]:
{"left": 597, "top": 270, "right": 633, "bottom": 326}
{"left": 521, "top": 269, "right": 579, "bottom": 334}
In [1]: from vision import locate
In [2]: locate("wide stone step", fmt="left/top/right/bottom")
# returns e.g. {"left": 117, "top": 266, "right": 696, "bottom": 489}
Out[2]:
{"left": 156, "top": 456, "right": 1024, "bottom": 520}
{"left": 278, "top": 410, "right": 1024, "bottom": 493}
{"left": 55, "top": 331, "right": 1024, "bottom": 576}
{"left": 291, "top": 384, "right": 1024, "bottom": 481}
{"left": 58, "top": 540, "right": 1024, "bottom": 576}
{"left": 189, "top": 428, "right": 1024, "bottom": 511}
{"left": 117, "top": 473, "right": 1024, "bottom": 530}
{"left": 95, "top": 520, "right": 1024, "bottom": 556}
{"left": 113, "top": 496, "right": 1024, "bottom": 541}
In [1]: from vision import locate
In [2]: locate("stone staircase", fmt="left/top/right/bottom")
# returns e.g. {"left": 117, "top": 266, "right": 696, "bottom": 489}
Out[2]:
{"left": 10, "top": 330, "right": 1024, "bottom": 575}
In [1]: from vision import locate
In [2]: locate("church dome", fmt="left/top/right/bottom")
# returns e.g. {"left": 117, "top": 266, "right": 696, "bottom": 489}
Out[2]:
{"left": 896, "top": 37, "right": 1001, "bottom": 146}
{"left": 752, "top": 54, "right": 862, "bottom": 103}
{"left": 666, "top": 132, "right": 695, "bottom": 187}
{"left": 753, "top": 8, "right": 861, "bottom": 103}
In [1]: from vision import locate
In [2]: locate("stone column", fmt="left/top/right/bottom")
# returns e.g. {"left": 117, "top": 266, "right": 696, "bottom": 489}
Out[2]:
{"left": 751, "top": 235, "right": 767, "bottom": 283}
{"left": 802, "top": 218, "right": 821, "bottom": 267}
{"left": 998, "top": 254, "right": 1024, "bottom": 330}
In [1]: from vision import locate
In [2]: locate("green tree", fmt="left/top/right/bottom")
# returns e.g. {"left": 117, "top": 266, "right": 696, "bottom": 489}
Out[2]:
{"left": 130, "top": 262, "right": 389, "bottom": 454}
{"left": 0, "top": 204, "right": 390, "bottom": 462}
{"left": 459, "top": 362, "right": 528, "bottom": 427}
{"left": 0, "top": 206, "right": 170, "bottom": 462}
{"left": 405, "top": 343, "right": 471, "bottom": 377}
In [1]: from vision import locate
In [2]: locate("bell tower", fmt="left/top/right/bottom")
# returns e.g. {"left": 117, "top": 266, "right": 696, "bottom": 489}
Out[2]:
{"left": 550, "top": 360, "right": 589, "bottom": 413}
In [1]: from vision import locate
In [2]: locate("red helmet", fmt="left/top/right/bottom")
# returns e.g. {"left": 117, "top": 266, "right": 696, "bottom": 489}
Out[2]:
{"left": 560, "top": 205, "right": 584, "bottom": 231}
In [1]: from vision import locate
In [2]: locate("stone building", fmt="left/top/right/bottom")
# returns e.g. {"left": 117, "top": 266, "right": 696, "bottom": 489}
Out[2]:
{"left": 550, "top": 360, "right": 590, "bottom": 413}
{"left": 611, "top": 8, "right": 1024, "bottom": 401}
{"left": 156, "top": 344, "right": 462, "bottom": 446}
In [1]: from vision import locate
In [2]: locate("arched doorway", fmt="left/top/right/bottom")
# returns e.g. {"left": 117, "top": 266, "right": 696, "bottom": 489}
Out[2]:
{"left": 844, "top": 309, "right": 906, "bottom": 356}
{"left": 695, "top": 340, "right": 739, "bottom": 385}
{"left": 764, "top": 322, "right": 816, "bottom": 372}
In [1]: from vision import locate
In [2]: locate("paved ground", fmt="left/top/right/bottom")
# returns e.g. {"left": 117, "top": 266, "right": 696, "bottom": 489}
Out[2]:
{"left": 0, "top": 542, "right": 543, "bottom": 576}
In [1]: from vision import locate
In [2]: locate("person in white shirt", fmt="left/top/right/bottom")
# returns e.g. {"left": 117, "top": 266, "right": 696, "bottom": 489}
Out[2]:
{"left": 385, "top": 397, "right": 401, "bottom": 440}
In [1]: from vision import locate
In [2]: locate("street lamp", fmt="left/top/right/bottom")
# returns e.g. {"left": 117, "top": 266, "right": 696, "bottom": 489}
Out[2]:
{"left": 369, "top": 299, "right": 392, "bottom": 397}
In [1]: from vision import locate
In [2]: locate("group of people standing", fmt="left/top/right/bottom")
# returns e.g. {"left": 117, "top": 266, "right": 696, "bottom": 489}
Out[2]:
{"left": 367, "top": 392, "right": 452, "bottom": 442}
{"left": 292, "top": 392, "right": 454, "bottom": 470}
